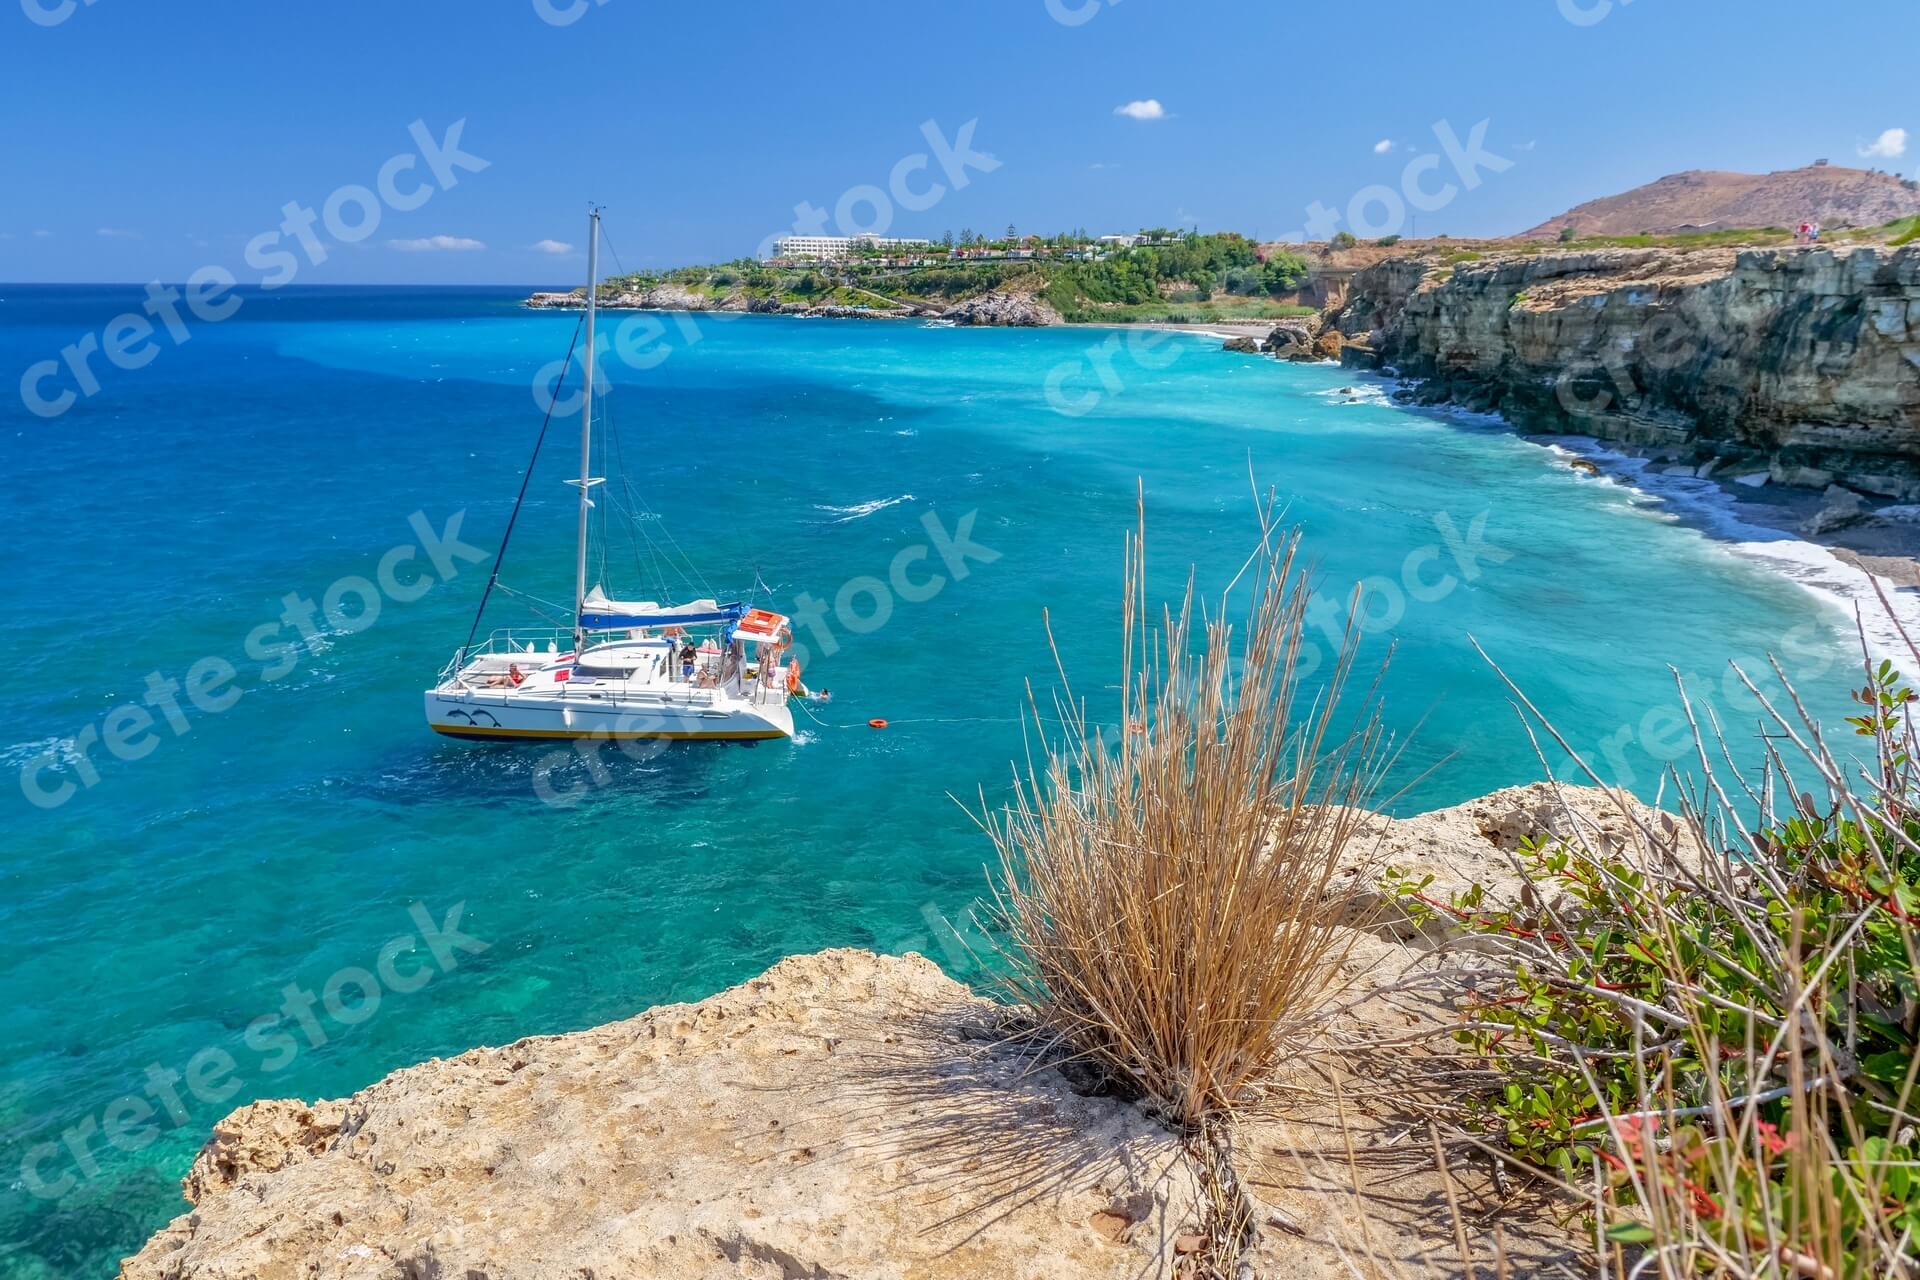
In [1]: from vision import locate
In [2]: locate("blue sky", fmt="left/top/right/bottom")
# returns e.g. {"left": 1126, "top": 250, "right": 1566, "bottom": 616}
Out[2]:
{"left": 2, "top": 0, "right": 1914, "bottom": 285}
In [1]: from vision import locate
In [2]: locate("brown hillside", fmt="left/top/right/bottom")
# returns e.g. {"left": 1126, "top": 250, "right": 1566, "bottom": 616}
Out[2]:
{"left": 1520, "top": 163, "right": 1920, "bottom": 239}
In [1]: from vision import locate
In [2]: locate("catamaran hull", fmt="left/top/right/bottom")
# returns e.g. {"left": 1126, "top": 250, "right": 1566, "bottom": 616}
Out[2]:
{"left": 424, "top": 691, "right": 794, "bottom": 742}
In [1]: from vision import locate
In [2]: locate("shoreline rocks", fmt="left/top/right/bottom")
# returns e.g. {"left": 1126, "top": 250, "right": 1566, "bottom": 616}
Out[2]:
{"left": 525, "top": 288, "right": 910, "bottom": 321}
{"left": 940, "top": 289, "right": 1061, "bottom": 327}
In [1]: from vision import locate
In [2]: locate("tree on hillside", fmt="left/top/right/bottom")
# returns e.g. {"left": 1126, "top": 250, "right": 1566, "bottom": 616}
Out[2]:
{"left": 1261, "top": 251, "right": 1310, "bottom": 295}
{"left": 1224, "top": 266, "right": 1263, "bottom": 296}
{"left": 942, "top": 229, "right": 954, "bottom": 249}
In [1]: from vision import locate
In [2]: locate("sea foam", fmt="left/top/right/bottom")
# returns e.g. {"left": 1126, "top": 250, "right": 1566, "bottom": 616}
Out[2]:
{"left": 815, "top": 495, "right": 915, "bottom": 523}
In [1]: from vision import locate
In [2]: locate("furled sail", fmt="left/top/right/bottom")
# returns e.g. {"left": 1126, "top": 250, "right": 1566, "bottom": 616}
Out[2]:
{"left": 578, "top": 587, "right": 742, "bottom": 631}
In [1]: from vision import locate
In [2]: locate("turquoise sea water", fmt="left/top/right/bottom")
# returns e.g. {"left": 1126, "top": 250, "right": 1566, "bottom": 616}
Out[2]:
{"left": 0, "top": 286, "right": 1876, "bottom": 1275}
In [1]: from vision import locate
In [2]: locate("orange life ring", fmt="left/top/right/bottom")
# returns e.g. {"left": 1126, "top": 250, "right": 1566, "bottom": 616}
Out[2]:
{"left": 869, "top": 718, "right": 889, "bottom": 729}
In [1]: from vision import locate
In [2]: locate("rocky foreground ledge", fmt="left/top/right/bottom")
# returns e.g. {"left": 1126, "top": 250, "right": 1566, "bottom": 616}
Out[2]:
{"left": 123, "top": 784, "right": 1673, "bottom": 1280}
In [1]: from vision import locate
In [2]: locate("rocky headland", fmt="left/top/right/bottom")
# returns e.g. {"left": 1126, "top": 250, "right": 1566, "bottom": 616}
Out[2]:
{"left": 1326, "top": 244, "right": 1920, "bottom": 500}
{"left": 526, "top": 283, "right": 1060, "bottom": 327}
{"left": 527, "top": 285, "right": 914, "bottom": 322}
{"left": 122, "top": 784, "right": 1680, "bottom": 1280}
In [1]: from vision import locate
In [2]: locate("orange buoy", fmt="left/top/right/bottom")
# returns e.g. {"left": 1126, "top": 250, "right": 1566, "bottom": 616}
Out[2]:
{"left": 1128, "top": 721, "right": 1147, "bottom": 734}
{"left": 869, "top": 718, "right": 890, "bottom": 729}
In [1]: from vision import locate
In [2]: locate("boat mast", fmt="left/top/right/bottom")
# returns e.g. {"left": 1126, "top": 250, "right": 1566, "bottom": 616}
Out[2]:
{"left": 572, "top": 205, "right": 603, "bottom": 651}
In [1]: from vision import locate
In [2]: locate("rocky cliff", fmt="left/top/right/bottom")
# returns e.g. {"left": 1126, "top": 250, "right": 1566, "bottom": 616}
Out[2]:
{"left": 119, "top": 783, "right": 1690, "bottom": 1280}
{"left": 1336, "top": 245, "right": 1920, "bottom": 497}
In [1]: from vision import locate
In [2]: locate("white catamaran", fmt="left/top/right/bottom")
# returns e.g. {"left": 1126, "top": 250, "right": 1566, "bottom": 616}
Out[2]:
{"left": 424, "top": 209, "right": 800, "bottom": 743}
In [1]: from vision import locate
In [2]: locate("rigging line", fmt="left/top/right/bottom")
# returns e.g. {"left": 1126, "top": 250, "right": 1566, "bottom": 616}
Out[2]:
{"left": 592, "top": 381, "right": 610, "bottom": 595}
{"left": 609, "top": 425, "right": 713, "bottom": 601}
{"left": 588, "top": 223, "right": 719, "bottom": 603}
{"left": 598, "top": 385, "right": 715, "bottom": 601}
{"left": 599, "top": 224, "right": 631, "bottom": 281}
{"left": 495, "top": 583, "right": 573, "bottom": 621}
{"left": 495, "top": 582, "right": 573, "bottom": 614}
{"left": 601, "top": 389, "right": 656, "bottom": 596}
{"left": 640, "top": 486, "right": 717, "bottom": 599}
{"left": 458, "top": 315, "right": 586, "bottom": 666}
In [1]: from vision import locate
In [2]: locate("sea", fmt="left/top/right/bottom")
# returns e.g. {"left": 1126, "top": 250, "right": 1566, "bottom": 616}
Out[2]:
{"left": 0, "top": 284, "right": 1901, "bottom": 1276}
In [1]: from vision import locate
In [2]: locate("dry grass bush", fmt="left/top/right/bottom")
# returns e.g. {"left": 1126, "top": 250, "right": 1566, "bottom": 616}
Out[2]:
{"left": 981, "top": 499, "right": 1389, "bottom": 1272}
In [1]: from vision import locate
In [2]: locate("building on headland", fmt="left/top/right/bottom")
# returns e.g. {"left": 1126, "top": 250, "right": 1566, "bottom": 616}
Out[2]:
{"left": 767, "top": 234, "right": 932, "bottom": 262}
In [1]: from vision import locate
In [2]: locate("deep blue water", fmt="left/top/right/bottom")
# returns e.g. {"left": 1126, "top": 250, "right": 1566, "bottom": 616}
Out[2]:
{"left": 0, "top": 284, "right": 1874, "bottom": 1276}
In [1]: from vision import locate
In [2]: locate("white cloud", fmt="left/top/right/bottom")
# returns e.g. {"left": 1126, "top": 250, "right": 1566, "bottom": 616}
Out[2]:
{"left": 1372, "top": 139, "right": 1394, "bottom": 154}
{"left": 1114, "top": 99, "right": 1166, "bottom": 122}
{"left": 0, "top": 233, "right": 12, "bottom": 240}
{"left": 97, "top": 227, "right": 141, "bottom": 240}
{"left": 388, "top": 235, "right": 487, "bottom": 252}
{"left": 1859, "top": 127, "right": 1908, "bottom": 159}
{"left": 531, "top": 239, "right": 575, "bottom": 254}
{"left": 1513, "top": 140, "right": 1538, "bottom": 152}
{"left": 32, "top": 229, "right": 51, "bottom": 238}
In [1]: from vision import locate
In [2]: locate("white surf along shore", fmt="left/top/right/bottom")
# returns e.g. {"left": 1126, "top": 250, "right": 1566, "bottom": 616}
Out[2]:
{"left": 1333, "top": 357, "right": 1920, "bottom": 683}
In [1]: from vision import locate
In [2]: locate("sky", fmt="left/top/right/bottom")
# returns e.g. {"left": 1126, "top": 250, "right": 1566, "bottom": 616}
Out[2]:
{"left": 2, "top": 0, "right": 1915, "bottom": 285}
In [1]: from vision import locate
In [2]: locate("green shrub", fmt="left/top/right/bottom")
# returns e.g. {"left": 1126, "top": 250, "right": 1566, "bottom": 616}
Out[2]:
{"left": 1396, "top": 660, "right": 1920, "bottom": 1277}
{"left": 1261, "top": 251, "right": 1310, "bottom": 294}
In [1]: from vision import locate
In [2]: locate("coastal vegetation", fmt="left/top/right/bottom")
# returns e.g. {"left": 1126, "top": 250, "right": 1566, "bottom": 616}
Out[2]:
{"left": 562, "top": 213, "right": 1920, "bottom": 334}
{"left": 978, "top": 492, "right": 1920, "bottom": 1275}
{"left": 1384, "top": 655, "right": 1920, "bottom": 1278}
{"left": 596, "top": 230, "right": 1319, "bottom": 324}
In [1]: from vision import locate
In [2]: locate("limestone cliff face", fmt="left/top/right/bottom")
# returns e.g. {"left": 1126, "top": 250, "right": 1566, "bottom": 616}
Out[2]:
{"left": 1340, "top": 245, "right": 1920, "bottom": 496}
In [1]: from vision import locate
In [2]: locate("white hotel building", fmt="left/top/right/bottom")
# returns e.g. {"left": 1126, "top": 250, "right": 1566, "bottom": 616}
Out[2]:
{"left": 767, "top": 233, "right": 932, "bottom": 262}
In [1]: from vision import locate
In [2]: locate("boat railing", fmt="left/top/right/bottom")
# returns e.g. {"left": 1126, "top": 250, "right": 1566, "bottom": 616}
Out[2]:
{"left": 436, "top": 628, "right": 576, "bottom": 683}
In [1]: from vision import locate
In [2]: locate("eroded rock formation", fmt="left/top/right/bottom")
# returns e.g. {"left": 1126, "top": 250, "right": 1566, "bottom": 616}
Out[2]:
{"left": 940, "top": 289, "right": 1061, "bottom": 327}
{"left": 1335, "top": 245, "right": 1920, "bottom": 496}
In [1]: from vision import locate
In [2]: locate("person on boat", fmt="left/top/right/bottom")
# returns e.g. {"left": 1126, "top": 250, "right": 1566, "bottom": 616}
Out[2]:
{"left": 485, "top": 662, "right": 526, "bottom": 689}
{"left": 679, "top": 642, "right": 697, "bottom": 682}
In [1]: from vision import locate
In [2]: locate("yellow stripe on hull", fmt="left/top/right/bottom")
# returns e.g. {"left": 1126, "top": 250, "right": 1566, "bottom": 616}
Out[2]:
{"left": 430, "top": 724, "right": 789, "bottom": 742}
